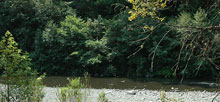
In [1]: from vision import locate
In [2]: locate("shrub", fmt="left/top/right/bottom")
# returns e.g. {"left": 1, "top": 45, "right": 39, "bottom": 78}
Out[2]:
{"left": 160, "top": 90, "right": 183, "bottom": 102}
{"left": 58, "top": 78, "right": 83, "bottom": 102}
{"left": 0, "top": 31, "right": 45, "bottom": 102}
{"left": 57, "top": 72, "right": 90, "bottom": 102}
{"left": 97, "top": 91, "right": 108, "bottom": 102}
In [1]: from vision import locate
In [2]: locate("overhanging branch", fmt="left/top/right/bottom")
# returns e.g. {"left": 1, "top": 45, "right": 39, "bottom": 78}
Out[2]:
{"left": 167, "top": 24, "right": 220, "bottom": 31}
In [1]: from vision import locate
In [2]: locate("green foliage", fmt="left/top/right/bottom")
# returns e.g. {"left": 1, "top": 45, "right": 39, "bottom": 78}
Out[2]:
{"left": 160, "top": 91, "right": 184, "bottom": 102}
{"left": 57, "top": 73, "right": 91, "bottom": 102}
{"left": 154, "top": 68, "right": 173, "bottom": 78}
{"left": 33, "top": 14, "right": 112, "bottom": 76}
{"left": 32, "top": 14, "right": 88, "bottom": 75}
{"left": 170, "top": 8, "right": 219, "bottom": 78}
{"left": 0, "top": 31, "right": 45, "bottom": 102}
{"left": 97, "top": 91, "right": 108, "bottom": 102}
{"left": 127, "top": 0, "right": 220, "bottom": 79}
{"left": 174, "top": 8, "right": 210, "bottom": 35}
{"left": 58, "top": 78, "right": 83, "bottom": 102}
{"left": 104, "top": 65, "right": 117, "bottom": 77}
{"left": 0, "top": 0, "right": 72, "bottom": 51}
{"left": 0, "top": 0, "right": 219, "bottom": 80}
{"left": 69, "top": 0, "right": 129, "bottom": 18}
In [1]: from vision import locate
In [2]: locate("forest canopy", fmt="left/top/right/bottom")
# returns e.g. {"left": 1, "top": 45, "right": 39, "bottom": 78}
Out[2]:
{"left": 0, "top": 0, "right": 219, "bottom": 79}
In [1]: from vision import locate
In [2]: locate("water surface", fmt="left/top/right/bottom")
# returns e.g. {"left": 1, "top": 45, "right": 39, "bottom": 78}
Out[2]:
{"left": 43, "top": 76, "right": 219, "bottom": 91}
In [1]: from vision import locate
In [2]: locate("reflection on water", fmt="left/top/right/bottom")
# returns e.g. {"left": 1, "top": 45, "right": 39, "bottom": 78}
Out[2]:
{"left": 43, "top": 76, "right": 219, "bottom": 91}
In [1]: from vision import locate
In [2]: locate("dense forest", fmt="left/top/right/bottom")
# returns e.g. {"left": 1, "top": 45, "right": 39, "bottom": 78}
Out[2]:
{"left": 0, "top": 0, "right": 219, "bottom": 80}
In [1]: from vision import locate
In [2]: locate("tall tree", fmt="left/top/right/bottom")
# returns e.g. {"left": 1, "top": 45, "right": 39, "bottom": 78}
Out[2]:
{"left": 128, "top": 0, "right": 220, "bottom": 79}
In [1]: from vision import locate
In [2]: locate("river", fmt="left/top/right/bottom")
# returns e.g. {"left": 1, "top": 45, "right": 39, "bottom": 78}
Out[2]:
{"left": 43, "top": 76, "right": 219, "bottom": 91}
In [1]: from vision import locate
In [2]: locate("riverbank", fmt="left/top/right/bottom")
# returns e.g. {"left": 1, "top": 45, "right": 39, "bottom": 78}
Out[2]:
{"left": 43, "top": 87, "right": 220, "bottom": 102}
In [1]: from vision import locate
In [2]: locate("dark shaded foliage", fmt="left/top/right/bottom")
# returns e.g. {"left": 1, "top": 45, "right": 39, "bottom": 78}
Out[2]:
{"left": 0, "top": 0, "right": 219, "bottom": 80}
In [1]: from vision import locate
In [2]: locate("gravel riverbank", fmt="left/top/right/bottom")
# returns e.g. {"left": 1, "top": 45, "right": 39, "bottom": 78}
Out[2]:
{"left": 43, "top": 87, "right": 220, "bottom": 102}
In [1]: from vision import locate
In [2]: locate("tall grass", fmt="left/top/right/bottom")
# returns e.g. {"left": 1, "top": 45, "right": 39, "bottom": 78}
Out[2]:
{"left": 57, "top": 72, "right": 91, "bottom": 102}
{"left": 97, "top": 91, "right": 108, "bottom": 102}
{"left": 160, "top": 90, "right": 184, "bottom": 102}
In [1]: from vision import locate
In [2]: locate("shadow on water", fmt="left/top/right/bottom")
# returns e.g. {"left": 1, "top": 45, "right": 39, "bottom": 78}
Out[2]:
{"left": 43, "top": 76, "right": 220, "bottom": 92}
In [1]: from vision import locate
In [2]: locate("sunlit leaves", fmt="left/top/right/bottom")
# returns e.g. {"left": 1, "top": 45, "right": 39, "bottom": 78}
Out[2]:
{"left": 0, "top": 31, "right": 31, "bottom": 72}
{"left": 128, "top": 0, "right": 167, "bottom": 22}
{"left": 128, "top": 0, "right": 167, "bottom": 31}
{"left": 150, "top": 26, "right": 155, "bottom": 31}
{"left": 0, "top": 31, "right": 45, "bottom": 102}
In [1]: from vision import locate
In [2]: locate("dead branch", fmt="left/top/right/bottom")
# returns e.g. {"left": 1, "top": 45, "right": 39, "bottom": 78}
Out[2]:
{"left": 150, "top": 29, "right": 171, "bottom": 72}
{"left": 212, "top": 93, "right": 220, "bottom": 102}
{"left": 180, "top": 49, "right": 193, "bottom": 83}
{"left": 169, "top": 24, "right": 220, "bottom": 31}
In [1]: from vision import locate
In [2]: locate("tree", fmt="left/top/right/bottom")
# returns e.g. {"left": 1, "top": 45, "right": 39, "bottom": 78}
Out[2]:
{"left": 128, "top": 0, "right": 167, "bottom": 22}
{"left": 0, "top": 31, "right": 44, "bottom": 102}
{"left": 68, "top": 0, "right": 129, "bottom": 18}
{"left": 0, "top": 0, "right": 71, "bottom": 51}
{"left": 128, "top": 0, "right": 220, "bottom": 79}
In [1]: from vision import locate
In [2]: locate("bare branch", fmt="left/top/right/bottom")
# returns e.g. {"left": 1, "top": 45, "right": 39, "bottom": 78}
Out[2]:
{"left": 212, "top": 93, "right": 220, "bottom": 102}
{"left": 128, "top": 24, "right": 162, "bottom": 58}
{"left": 150, "top": 29, "right": 171, "bottom": 72}
{"left": 180, "top": 49, "right": 193, "bottom": 83}
{"left": 168, "top": 24, "right": 220, "bottom": 31}
{"left": 207, "top": 57, "right": 220, "bottom": 70}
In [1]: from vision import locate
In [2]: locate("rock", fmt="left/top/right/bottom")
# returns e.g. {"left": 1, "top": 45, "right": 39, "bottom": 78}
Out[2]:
{"left": 41, "top": 88, "right": 219, "bottom": 102}
{"left": 120, "top": 80, "right": 126, "bottom": 83}
{"left": 171, "top": 87, "right": 179, "bottom": 92}
{"left": 127, "top": 90, "right": 137, "bottom": 95}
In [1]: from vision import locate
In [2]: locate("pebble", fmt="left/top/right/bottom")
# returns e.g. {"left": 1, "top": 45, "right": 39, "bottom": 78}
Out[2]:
{"left": 42, "top": 87, "right": 220, "bottom": 102}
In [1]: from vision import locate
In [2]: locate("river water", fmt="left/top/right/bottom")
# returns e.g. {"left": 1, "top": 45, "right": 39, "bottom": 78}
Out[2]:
{"left": 43, "top": 76, "right": 219, "bottom": 91}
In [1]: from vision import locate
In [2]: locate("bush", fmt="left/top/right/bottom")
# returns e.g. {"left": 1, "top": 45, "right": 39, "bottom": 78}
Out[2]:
{"left": 57, "top": 73, "right": 90, "bottom": 102}
{"left": 160, "top": 90, "right": 183, "bottom": 102}
{"left": 58, "top": 78, "right": 83, "bottom": 102}
{"left": 97, "top": 91, "right": 108, "bottom": 102}
{"left": 0, "top": 31, "right": 45, "bottom": 102}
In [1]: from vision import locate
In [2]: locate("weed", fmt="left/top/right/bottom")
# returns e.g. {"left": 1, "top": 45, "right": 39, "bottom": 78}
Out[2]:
{"left": 97, "top": 91, "right": 108, "bottom": 102}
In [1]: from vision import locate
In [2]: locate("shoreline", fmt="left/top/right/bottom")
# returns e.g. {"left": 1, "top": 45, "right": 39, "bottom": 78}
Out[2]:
{"left": 43, "top": 87, "right": 220, "bottom": 102}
